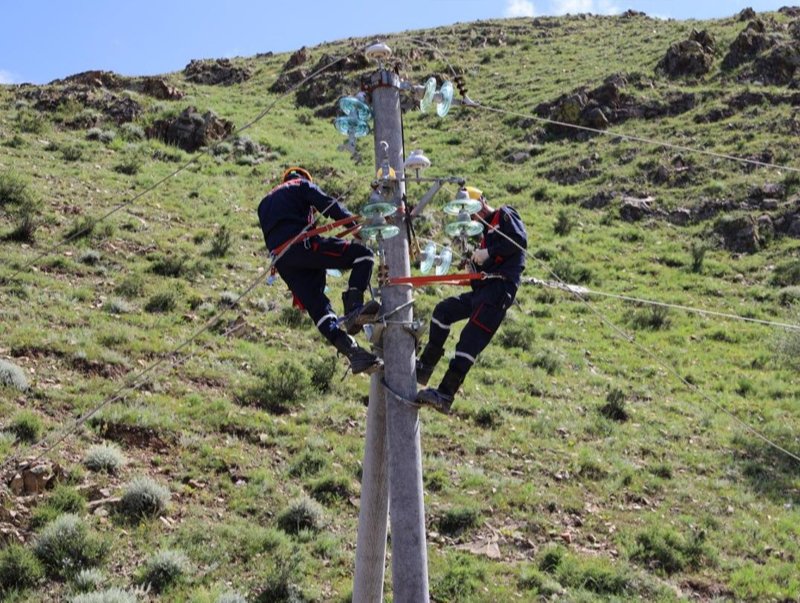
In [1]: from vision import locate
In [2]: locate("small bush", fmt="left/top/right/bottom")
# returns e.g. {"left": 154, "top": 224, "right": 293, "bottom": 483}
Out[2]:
{"left": 119, "top": 123, "right": 144, "bottom": 141}
{"left": 530, "top": 350, "right": 561, "bottom": 375}
{"left": 431, "top": 553, "right": 484, "bottom": 602}
{"left": 218, "top": 291, "right": 239, "bottom": 308}
{"left": 119, "top": 477, "right": 170, "bottom": 520}
{"left": 553, "top": 208, "right": 574, "bottom": 236}
{"left": 207, "top": 224, "right": 232, "bottom": 258}
{"left": 4, "top": 203, "right": 39, "bottom": 242}
{"left": 498, "top": 321, "right": 534, "bottom": 350}
{"left": 629, "top": 525, "right": 710, "bottom": 575}
{"left": 778, "top": 286, "right": 800, "bottom": 306}
{"left": 71, "top": 568, "right": 105, "bottom": 592}
{"left": 771, "top": 259, "right": 800, "bottom": 287}
{"left": 84, "top": 443, "right": 126, "bottom": 474}
{"left": 279, "top": 306, "right": 307, "bottom": 328}
{"left": 149, "top": 254, "right": 191, "bottom": 278}
{"left": 0, "top": 543, "right": 44, "bottom": 592}
{"left": 145, "top": 291, "right": 178, "bottom": 313}
{"left": 64, "top": 216, "right": 97, "bottom": 241}
{"left": 690, "top": 242, "right": 708, "bottom": 274}
{"left": 277, "top": 497, "right": 324, "bottom": 534}
{"left": 103, "top": 298, "right": 134, "bottom": 315}
{"left": 310, "top": 355, "right": 337, "bottom": 393}
{"left": 0, "top": 172, "right": 34, "bottom": 207}
{"left": 9, "top": 410, "right": 42, "bottom": 442}
{"left": 437, "top": 506, "right": 481, "bottom": 537}
{"left": 627, "top": 305, "right": 671, "bottom": 330}
{"left": 16, "top": 109, "right": 47, "bottom": 134}
{"left": 538, "top": 544, "right": 567, "bottom": 573}
{"left": 32, "top": 485, "right": 88, "bottom": 528}
{"left": 33, "top": 514, "right": 108, "bottom": 578}
{"left": 238, "top": 360, "right": 313, "bottom": 414}
{"left": 0, "top": 359, "right": 30, "bottom": 392}
{"left": 254, "top": 549, "right": 305, "bottom": 603}
{"left": 217, "top": 593, "right": 247, "bottom": 603}
{"left": 309, "top": 475, "right": 352, "bottom": 505}
{"left": 550, "top": 257, "right": 592, "bottom": 284}
{"left": 138, "top": 549, "right": 189, "bottom": 593}
{"left": 518, "top": 565, "right": 564, "bottom": 597}
{"left": 288, "top": 449, "right": 329, "bottom": 478}
{"left": 79, "top": 250, "right": 102, "bottom": 266}
{"left": 114, "top": 274, "right": 145, "bottom": 298}
{"left": 114, "top": 150, "right": 144, "bottom": 175}
{"left": 599, "top": 387, "right": 628, "bottom": 421}
{"left": 61, "top": 143, "right": 85, "bottom": 162}
{"left": 70, "top": 587, "right": 139, "bottom": 603}
{"left": 474, "top": 406, "right": 503, "bottom": 429}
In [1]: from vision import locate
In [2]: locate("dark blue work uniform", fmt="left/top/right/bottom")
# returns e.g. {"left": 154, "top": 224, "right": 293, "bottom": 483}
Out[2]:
{"left": 257, "top": 179, "right": 374, "bottom": 344}
{"left": 428, "top": 205, "right": 527, "bottom": 376}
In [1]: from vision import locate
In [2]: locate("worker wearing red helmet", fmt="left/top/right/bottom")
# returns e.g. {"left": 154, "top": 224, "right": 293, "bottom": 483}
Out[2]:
{"left": 258, "top": 167, "right": 382, "bottom": 374}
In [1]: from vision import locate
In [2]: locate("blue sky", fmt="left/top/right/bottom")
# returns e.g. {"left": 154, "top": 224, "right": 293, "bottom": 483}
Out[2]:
{"left": 0, "top": 0, "right": 789, "bottom": 84}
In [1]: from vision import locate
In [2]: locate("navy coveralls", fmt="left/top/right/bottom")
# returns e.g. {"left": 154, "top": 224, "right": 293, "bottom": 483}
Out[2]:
{"left": 428, "top": 206, "right": 527, "bottom": 377}
{"left": 257, "top": 179, "right": 374, "bottom": 344}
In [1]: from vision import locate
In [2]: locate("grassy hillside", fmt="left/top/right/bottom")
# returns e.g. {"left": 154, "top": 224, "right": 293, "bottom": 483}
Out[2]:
{"left": 1, "top": 7, "right": 799, "bottom": 602}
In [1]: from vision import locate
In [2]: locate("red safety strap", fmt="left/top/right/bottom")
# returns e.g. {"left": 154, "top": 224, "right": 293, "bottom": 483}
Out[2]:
{"left": 271, "top": 215, "right": 362, "bottom": 257}
{"left": 388, "top": 272, "right": 485, "bottom": 286}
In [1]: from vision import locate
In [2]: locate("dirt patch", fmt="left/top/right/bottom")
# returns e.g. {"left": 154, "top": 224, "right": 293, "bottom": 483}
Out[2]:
{"left": 93, "top": 421, "right": 174, "bottom": 451}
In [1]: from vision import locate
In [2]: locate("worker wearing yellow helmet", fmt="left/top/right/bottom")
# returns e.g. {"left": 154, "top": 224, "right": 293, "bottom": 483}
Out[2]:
{"left": 416, "top": 186, "right": 528, "bottom": 413}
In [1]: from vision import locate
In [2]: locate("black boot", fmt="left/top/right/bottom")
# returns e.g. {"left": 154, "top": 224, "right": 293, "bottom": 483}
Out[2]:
{"left": 341, "top": 289, "right": 380, "bottom": 335}
{"left": 415, "top": 368, "right": 466, "bottom": 414}
{"left": 333, "top": 332, "right": 383, "bottom": 375}
{"left": 415, "top": 344, "right": 444, "bottom": 386}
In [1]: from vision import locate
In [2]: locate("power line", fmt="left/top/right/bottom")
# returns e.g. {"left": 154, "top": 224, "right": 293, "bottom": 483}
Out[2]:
{"left": 5, "top": 51, "right": 360, "bottom": 282}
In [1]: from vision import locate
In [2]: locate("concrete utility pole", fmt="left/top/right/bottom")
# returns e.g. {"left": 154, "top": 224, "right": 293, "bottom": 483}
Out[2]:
{"left": 353, "top": 64, "right": 430, "bottom": 602}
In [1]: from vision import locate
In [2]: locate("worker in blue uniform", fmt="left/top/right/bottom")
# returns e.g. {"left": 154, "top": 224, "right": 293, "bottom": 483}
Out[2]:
{"left": 258, "top": 167, "right": 382, "bottom": 374}
{"left": 416, "top": 187, "right": 527, "bottom": 412}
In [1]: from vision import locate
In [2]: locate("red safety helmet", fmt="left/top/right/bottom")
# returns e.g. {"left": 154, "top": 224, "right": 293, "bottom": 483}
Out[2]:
{"left": 282, "top": 166, "right": 313, "bottom": 183}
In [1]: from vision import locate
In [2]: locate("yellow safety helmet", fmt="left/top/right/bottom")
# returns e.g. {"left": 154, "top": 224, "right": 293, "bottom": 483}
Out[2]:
{"left": 376, "top": 166, "right": 397, "bottom": 181}
{"left": 282, "top": 166, "right": 313, "bottom": 183}
{"left": 465, "top": 186, "right": 484, "bottom": 201}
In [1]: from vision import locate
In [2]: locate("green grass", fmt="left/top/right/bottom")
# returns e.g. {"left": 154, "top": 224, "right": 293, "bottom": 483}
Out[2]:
{"left": 1, "top": 7, "right": 800, "bottom": 601}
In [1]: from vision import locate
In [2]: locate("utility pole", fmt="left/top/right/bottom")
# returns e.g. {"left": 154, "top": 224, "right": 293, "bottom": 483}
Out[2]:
{"left": 353, "top": 60, "right": 430, "bottom": 602}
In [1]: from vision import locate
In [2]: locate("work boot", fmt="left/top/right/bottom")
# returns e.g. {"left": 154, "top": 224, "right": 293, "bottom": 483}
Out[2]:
{"left": 415, "top": 368, "right": 466, "bottom": 414}
{"left": 333, "top": 333, "right": 383, "bottom": 375}
{"left": 415, "top": 344, "right": 444, "bottom": 386}
{"left": 341, "top": 289, "right": 380, "bottom": 335}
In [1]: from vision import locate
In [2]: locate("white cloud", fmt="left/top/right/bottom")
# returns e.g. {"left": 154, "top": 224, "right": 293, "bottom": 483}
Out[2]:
{"left": 505, "top": 0, "right": 537, "bottom": 18}
{"left": 0, "top": 70, "right": 16, "bottom": 84}
{"left": 550, "top": 0, "right": 619, "bottom": 15}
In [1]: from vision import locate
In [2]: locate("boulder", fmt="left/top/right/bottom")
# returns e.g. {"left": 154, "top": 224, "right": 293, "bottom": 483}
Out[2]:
{"left": 140, "top": 77, "right": 185, "bottom": 101}
{"left": 714, "top": 214, "right": 763, "bottom": 253}
{"left": 754, "top": 41, "right": 800, "bottom": 84}
{"left": 269, "top": 68, "right": 308, "bottom": 94}
{"left": 737, "top": 7, "right": 757, "bottom": 21}
{"left": 284, "top": 47, "right": 309, "bottom": 70}
{"left": 723, "top": 20, "right": 771, "bottom": 69}
{"left": 657, "top": 30, "right": 716, "bottom": 78}
{"left": 146, "top": 106, "right": 234, "bottom": 152}
{"left": 620, "top": 196, "right": 656, "bottom": 221}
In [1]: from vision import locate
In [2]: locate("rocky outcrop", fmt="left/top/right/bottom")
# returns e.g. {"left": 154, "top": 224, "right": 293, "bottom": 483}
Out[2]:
{"left": 146, "top": 106, "right": 234, "bottom": 152}
{"left": 657, "top": 30, "right": 716, "bottom": 78}
{"left": 184, "top": 58, "right": 252, "bottom": 86}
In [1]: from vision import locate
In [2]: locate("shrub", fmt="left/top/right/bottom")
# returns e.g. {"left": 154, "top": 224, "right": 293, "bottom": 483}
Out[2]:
{"left": 550, "top": 257, "right": 592, "bottom": 284}
{"left": 70, "top": 587, "right": 139, "bottom": 603}
{"left": 0, "top": 172, "right": 34, "bottom": 207}
{"left": 119, "top": 477, "right": 170, "bottom": 520}
{"left": 238, "top": 360, "right": 313, "bottom": 414}
{"left": 64, "top": 216, "right": 97, "bottom": 241}
{"left": 556, "top": 552, "right": 632, "bottom": 595}
{"left": 84, "top": 443, "right": 126, "bottom": 474}
{"left": 277, "top": 497, "right": 324, "bottom": 534}
{"left": 530, "top": 350, "right": 560, "bottom": 375}
{"left": 288, "top": 449, "right": 329, "bottom": 478}
{"left": 627, "top": 305, "right": 671, "bottom": 330}
{"left": 474, "top": 406, "right": 503, "bottom": 429}
{"left": 778, "top": 286, "right": 800, "bottom": 306}
{"left": 498, "top": 321, "right": 534, "bottom": 350}
{"left": 138, "top": 549, "right": 189, "bottom": 593}
{"left": 254, "top": 549, "right": 305, "bottom": 603}
{"left": 279, "top": 306, "right": 307, "bottom": 328}
{"left": 309, "top": 475, "right": 352, "bottom": 505}
{"left": 218, "top": 291, "right": 239, "bottom": 308}
{"left": 61, "top": 143, "right": 85, "bottom": 162}
{"left": 33, "top": 514, "right": 108, "bottom": 578}
{"left": 437, "top": 506, "right": 481, "bottom": 537}
{"left": 119, "top": 123, "right": 144, "bottom": 141}
{"left": 774, "top": 315, "right": 800, "bottom": 368}
{"left": 103, "top": 298, "right": 134, "bottom": 315}
{"left": 71, "top": 568, "right": 105, "bottom": 592}
{"left": 114, "top": 274, "right": 145, "bottom": 298}
{"left": 0, "top": 543, "right": 44, "bottom": 592}
{"left": 149, "top": 254, "right": 191, "bottom": 277}
{"left": 207, "top": 224, "right": 232, "bottom": 258}
{"left": 628, "top": 524, "right": 710, "bottom": 575}
{"left": 144, "top": 291, "right": 178, "bottom": 313}
{"left": 114, "top": 150, "right": 144, "bottom": 175}
{"left": 32, "top": 485, "right": 88, "bottom": 528}
{"left": 0, "top": 359, "right": 30, "bottom": 392}
{"left": 4, "top": 202, "right": 39, "bottom": 242}
{"left": 553, "top": 208, "right": 574, "bottom": 236}
{"left": 771, "top": 259, "right": 800, "bottom": 287}
{"left": 431, "top": 553, "right": 484, "bottom": 602}
{"left": 538, "top": 544, "right": 567, "bottom": 573}
{"left": 16, "top": 109, "right": 47, "bottom": 134}
{"left": 599, "top": 387, "right": 628, "bottom": 421}
{"left": 310, "top": 355, "right": 337, "bottom": 393}
{"left": 690, "top": 242, "right": 708, "bottom": 274}
{"left": 79, "top": 250, "right": 102, "bottom": 266}
{"left": 217, "top": 593, "right": 247, "bottom": 603}
{"left": 518, "top": 565, "right": 563, "bottom": 597}
{"left": 9, "top": 410, "right": 42, "bottom": 442}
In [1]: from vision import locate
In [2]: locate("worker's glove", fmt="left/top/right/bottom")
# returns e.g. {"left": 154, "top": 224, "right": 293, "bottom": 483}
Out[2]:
{"left": 471, "top": 248, "right": 490, "bottom": 265}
